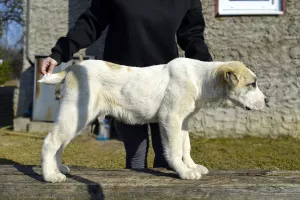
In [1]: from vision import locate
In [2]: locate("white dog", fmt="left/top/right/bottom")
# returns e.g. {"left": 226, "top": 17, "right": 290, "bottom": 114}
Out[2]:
{"left": 39, "top": 57, "right": 267, "bottom": 183}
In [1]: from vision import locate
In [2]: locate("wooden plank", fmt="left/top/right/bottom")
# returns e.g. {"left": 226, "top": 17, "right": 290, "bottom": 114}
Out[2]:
{"left": 0, "top": 165, "right": 300, "bottom": 200}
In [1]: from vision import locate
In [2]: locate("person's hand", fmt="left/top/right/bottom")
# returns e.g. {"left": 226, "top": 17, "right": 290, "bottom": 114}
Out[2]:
{"left": 41, "top": 57, "right": 58, "bottom": 75}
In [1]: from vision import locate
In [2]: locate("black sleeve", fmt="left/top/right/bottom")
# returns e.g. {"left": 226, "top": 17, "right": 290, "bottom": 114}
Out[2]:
{"left": 176, "top": 1, "right": 212, "bottom": 61}
{"left": 50, "top": 0, "right": 110, "bottom": 64}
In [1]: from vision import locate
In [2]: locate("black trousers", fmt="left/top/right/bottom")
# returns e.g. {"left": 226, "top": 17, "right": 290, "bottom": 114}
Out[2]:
{"left": 116, "top": 121, "right": 169, "bottom": 169}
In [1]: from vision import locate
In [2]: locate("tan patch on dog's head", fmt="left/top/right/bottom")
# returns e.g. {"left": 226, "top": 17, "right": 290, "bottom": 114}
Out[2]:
{"left": 105, "top": 61, "right": 122, "bottom": 70}
{"left": 214, "top": 61, "right": 256, "bottom": 88}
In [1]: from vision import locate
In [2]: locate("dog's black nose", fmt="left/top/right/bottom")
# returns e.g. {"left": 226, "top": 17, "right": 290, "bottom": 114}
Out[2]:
{"left": 264, "top": 97, "right": 270, "bottom": 104}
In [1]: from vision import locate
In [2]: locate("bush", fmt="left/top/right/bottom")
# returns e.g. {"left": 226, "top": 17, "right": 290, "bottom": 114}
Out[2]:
{"left": 0, "top": 60, "right": 12, "bottom": 85}
{"left": 0, "top": 47, "right": 23, "bottom": 79}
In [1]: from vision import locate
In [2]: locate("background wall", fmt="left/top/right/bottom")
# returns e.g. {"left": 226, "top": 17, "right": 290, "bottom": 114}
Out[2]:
{"left": 192, "top": 0, "right": 300, "bottom": 137}
{"left": 16, "top": 0, "right": 69, "bottom": 118}
{"left": 16, "top": 0, "right": 300, "bottom": 137}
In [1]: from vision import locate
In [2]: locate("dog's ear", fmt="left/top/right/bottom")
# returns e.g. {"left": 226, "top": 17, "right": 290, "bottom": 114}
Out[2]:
{"left": 215, "top": 63, "right": 240, "bottom": 87}
{"left": 224, "top": 71, "right": 239, "bottom": 86}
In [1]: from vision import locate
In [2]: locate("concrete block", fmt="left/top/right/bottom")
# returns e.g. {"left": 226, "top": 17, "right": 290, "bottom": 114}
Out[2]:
{"left": 27, "top": 121, "right": 91, "bottom": 134}
{"left": 27, "top": 121, "right": 53, "bottom": 133}
{"left": 13, "top": 117, "right": 30, "bottom": 132}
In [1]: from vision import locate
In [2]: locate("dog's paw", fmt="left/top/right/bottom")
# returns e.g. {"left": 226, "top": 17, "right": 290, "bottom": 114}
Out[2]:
{"left": 43, "top": 173, "right": 66, "bottom": 183}
{"left": 196, "top": 164, "right": 209, "bottom": 175}
{"left": 183, "top": 158, "right": 197, "bottom": 169}
{"left": 179, "top": 169, "right": 202, "bottom": 180}
{"left": 184, "top": 160, "right": 209, "bottom": 175}
{"left": 59, "top": 164, "right": 70, "bottom": 175}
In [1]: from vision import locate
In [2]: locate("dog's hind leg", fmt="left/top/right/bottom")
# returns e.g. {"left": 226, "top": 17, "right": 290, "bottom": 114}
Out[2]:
{"left": 53, "top": 124, "right": 91, "bottom": 175}
{"left": 182, "top": 131, "right": 208, "bottom": 174}
{"left": 53, "top": 141, "right": 71, "bottom": 175}
{"left": 42, "top": 101, "right": 95, "bottom": 183}
{"left": 41, "top": 122, "right": 71, "bottom": 183}
{"left": 42, "top": 119, "right": 85, "bottom": 182}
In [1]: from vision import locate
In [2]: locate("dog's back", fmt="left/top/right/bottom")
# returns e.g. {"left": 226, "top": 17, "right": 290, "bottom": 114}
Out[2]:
{"left": 65, "top": 60, "right": 170, "bottom": 124}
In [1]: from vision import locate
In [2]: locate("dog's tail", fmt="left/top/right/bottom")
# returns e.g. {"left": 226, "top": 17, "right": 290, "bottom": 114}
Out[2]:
{"left": 38, "top": 68, "right": 70, "bottom": 85}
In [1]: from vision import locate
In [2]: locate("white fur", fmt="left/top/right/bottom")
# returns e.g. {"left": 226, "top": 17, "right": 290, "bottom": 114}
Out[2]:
{"left": 40, "top": 57, "right": 266, "bottom": 182}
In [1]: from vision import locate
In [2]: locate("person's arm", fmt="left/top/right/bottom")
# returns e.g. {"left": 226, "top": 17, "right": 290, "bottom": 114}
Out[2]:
{"left": 50, "top": 0, "right": 111, "bottom": 65}
{"left": 176, "top": 0, "right": 212, "bottom": 61}
{"left": 41, "top": 0, "right": 110, "bottom": 75}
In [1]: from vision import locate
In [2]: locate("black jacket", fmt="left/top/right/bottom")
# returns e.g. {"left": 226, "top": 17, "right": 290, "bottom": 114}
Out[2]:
{"left": 50, "top": 0, "right": 212, "bottom": 66}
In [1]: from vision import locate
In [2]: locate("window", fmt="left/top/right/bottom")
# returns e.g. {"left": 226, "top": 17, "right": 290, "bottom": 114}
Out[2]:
{"left": 217, "top": 0, "right": 286, "bottom": 15}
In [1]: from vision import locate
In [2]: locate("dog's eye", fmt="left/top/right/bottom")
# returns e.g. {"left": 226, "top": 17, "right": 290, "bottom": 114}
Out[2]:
{"left": 247, "top": 82, "right": 256, "bottom": 88}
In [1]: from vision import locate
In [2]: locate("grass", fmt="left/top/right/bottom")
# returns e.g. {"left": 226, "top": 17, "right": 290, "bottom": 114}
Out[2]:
{"left": 190, "top": 135, "right": 300, "bottom": 170}
{"left": 1, "top": 127, "right": 300, "bottom": 170}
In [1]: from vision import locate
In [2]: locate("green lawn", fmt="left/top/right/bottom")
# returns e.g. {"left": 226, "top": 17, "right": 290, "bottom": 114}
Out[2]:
{"left": 1, "top": 128, "right": 300, "bottom": 170}
{"left": 190, "top": 135, "right": 300, "bottom": 170}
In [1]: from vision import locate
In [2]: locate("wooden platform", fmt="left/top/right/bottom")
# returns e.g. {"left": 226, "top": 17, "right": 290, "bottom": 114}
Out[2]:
{"left": 1, "top": 165, "right": 300, "bottom": 200}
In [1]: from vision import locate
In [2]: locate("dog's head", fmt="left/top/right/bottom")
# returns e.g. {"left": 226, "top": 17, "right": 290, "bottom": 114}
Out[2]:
{"left": 214, "top": 61, "right": 268, "bottom": 110}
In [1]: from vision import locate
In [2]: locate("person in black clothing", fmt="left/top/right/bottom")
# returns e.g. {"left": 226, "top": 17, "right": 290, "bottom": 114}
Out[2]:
{"left": 41, "top": 0, "right": 212, "bottom": 169}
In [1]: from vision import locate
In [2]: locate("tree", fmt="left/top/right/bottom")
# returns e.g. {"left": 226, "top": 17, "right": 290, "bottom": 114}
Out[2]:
{"left": 0, "top": 59, "right": 12, "bottom": 84}
{"left": 0, "top": 0, "right": 23, "bottom": 38}
{"left": 0, "top": 0, "right": 23, "bottom": 80}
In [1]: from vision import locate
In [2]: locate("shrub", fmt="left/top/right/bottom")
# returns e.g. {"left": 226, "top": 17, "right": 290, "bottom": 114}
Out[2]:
{"left": 0, "top": 60, "right": 12, "bottom": 85}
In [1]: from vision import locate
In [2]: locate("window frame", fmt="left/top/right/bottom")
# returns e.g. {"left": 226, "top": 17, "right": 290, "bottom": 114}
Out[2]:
{"left": 216, "top": 0, "right": 286, "bottom": 16}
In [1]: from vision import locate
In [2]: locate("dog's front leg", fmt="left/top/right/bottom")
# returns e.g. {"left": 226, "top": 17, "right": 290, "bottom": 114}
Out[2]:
{"left": 159, "top": 116, "right": 202, "bottom": 180}
{"left": 182, "top": 131, "right": 208, "bottom": 174}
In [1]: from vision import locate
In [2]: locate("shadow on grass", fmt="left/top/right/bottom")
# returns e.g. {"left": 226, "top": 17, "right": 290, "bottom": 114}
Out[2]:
{"left": 0, "top": 159, "right": 105, "bottom": 200}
